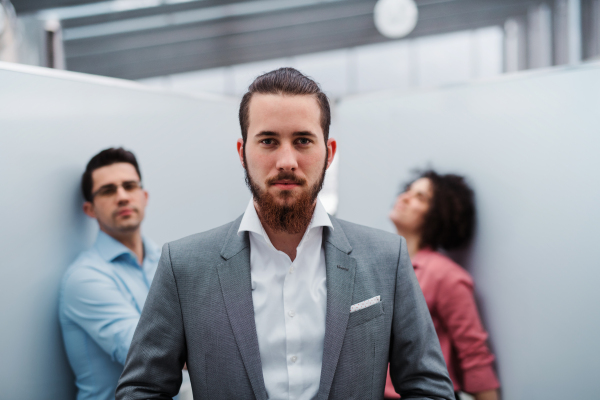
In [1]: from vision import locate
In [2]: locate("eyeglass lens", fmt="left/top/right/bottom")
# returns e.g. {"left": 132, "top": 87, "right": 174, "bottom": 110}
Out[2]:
{"left": 93, "top": 181, "right": 142, "bottom": 198}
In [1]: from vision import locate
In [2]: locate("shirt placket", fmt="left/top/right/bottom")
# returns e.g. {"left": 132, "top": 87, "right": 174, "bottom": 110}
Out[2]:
{"left": 120, "top": 258, "right": 147, "bottom": 314}
{"left": 283, "top": 229, "right": 311, "bottom": 399}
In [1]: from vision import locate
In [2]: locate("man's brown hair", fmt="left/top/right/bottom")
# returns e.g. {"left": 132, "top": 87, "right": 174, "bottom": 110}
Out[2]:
{"left": 238, "top": 67, "right": 331, "bottom": 143}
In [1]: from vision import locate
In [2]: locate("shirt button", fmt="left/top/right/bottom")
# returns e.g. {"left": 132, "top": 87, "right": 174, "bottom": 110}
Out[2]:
{"left": 289, "top": 267, "right": 294, "bottom": 274}
{"left": 288, "top": 310, "right": 295, "bottom": 317}
{"left": 291, "top": 356, "right": 297, "bottom": 363}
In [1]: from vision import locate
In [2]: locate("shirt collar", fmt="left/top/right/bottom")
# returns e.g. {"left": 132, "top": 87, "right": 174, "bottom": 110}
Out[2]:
{"left": 94, "top": 230, "right": 160, "bottom": 264}
{"left": 237, "top": 197, "right": 333, "bottom": 240}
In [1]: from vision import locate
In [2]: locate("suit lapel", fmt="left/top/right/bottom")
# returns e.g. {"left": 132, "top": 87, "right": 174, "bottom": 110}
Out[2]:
{"left": 217, "top": 217, "right": 267, "bottom": 400}
{"left": 317, "top": 218, "right": 356, "bottom": 400}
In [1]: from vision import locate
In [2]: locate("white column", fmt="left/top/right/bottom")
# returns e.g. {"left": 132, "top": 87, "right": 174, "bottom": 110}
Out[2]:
{"left": 567, "top": 0, "right": 582, "bottom": 64}
{"left": 528, "top": 3, "right": 553, "bottom": 68}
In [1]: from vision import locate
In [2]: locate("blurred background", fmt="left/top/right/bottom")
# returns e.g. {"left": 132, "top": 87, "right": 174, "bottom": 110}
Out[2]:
{"left": 1, "top": 1, "right": 600, "bottom": 400}
{"left": 2, "top": 0, "right": 599, "bottom": 96}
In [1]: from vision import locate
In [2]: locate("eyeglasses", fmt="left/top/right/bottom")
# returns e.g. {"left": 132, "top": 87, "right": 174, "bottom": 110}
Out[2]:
{"left": 91, "top": 181, "right": 143, "bottom": 200}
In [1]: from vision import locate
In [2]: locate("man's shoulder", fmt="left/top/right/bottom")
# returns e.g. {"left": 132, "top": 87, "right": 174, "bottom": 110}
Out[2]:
{"left": 62, "top": 247, "right": 107, "bottom": 284}
{"left": 334, "top": 217, "right": 402, "bottom": 246}
{"left": 165, "top": 217, "right": 241, "bottom": 258}
{"left": 332, "top": 217, "right": 403, "bottom": 257}
{"left": 331, "top": 218, "right": 404, "bottom": 280}
{"left": 59, "top": 248, "right": 115, "bottom": 310}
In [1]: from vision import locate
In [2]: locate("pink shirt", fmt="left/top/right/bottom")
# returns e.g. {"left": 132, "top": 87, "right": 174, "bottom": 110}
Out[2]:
{"left": 384, "top": 249, "right": 500, "bottom": 397}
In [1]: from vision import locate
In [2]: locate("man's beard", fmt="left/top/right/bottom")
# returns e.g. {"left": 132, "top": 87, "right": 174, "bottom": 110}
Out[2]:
{"left": 244, "top": 151, "right": 328, "bottom": 234}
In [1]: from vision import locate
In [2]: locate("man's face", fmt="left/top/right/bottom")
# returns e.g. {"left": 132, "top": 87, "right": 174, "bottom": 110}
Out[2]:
{"left": 83, "top": 162, "right": 148, "bottom": 236}
{"left": 237, "top": 93, "right": 336, "bottom": 232}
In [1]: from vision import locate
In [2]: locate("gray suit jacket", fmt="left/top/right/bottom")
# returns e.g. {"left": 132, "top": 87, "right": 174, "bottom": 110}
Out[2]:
{"left": 116, "top": 215, "right": 454, "bottom": 400}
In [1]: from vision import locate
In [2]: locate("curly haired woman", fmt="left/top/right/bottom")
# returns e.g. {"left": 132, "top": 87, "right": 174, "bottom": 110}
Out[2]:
{"left": 385, "top": 170, "right": 500, "bottom": 400}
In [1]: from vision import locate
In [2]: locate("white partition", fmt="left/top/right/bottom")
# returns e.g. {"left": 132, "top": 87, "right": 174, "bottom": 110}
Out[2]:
{"left": 336, "top": 63, "right": 600, "bottom": 399}
{"left": 3, "top": 59, "right": 600, "bottom": 400}
{"left": 0, "top": 62, "right": 245, "bottom": 399}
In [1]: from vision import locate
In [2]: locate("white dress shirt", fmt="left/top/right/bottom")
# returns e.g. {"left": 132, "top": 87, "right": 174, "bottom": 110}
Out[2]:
{"left": 238, "top": 198, "right": 333, "bottom": 400}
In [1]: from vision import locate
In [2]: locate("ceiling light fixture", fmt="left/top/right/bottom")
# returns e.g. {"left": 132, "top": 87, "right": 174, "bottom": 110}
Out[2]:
{"left": 374, "top": 0, "right": 419, "bottom": 39}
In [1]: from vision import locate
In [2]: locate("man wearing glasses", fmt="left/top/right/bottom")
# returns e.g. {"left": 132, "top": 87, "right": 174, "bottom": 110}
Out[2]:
{"left": 59, "top": 147, "right": 160, "bottom": 400}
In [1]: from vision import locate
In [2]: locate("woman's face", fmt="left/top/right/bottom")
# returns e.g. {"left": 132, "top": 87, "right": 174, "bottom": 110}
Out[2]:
{"left": 389, "top": 177, "right": 433, "bottom": 235}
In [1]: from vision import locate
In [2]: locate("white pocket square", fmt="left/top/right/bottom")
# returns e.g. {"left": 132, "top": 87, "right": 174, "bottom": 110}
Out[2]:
{"left": 350, "top": 295, "right": 381, "bottom": 313}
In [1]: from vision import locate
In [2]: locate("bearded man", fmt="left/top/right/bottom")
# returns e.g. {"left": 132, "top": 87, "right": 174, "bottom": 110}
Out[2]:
{"left": 116, "top": 68, "right": 455, "bottom": 400}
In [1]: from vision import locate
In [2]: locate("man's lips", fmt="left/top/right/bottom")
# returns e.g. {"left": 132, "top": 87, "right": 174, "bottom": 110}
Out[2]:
{"left": 271, "top": 181, "right": 301, "bottom": 189}
{"left": 116, "top": 208, "right": 134, "bottom": 217}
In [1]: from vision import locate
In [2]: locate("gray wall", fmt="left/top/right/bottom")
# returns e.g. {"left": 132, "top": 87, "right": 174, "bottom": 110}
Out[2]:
{"left": 0, "top": 63, "right": 246, "bottom": 399}
{"left": 336, "top": 62, "right": 600, "bottom": 399}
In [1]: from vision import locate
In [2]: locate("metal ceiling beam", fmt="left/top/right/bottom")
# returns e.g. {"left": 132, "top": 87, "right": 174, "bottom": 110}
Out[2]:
{"left": 27, "top": 0, "right": 538, "bottom": 79}
{"left": 14, "top": 0, "right": 101, "bottom": 14}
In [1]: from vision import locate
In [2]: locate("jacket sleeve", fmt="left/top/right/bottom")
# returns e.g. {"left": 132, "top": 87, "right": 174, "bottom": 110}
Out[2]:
{"left": 388, "top": 238, "right": 455, "bottom": 400}
{"left": 436, "top": 272, "right": 500, "bottom": 393}
{"left": 116, "top": 243, "right": 187, "bottom": 400}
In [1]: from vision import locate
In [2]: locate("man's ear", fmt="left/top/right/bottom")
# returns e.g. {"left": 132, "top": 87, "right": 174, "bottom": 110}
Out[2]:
{"left": 326, "top": 138, "right": 337, "bottom": 170}
{"left": 237, "top": 138, "right": 245, "bottom": 168}
{"left": 83, "top": 202, "right": 96, "bottom": 219}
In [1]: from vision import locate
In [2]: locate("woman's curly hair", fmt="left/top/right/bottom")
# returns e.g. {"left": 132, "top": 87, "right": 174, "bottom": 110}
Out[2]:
{"left": 407, "top": 170, "right": 476, "bottom": 251}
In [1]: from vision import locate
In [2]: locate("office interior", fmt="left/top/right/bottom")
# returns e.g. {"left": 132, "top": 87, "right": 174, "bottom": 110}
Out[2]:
{"left": 1, "top": 0, "right": 599, "bottom": 399}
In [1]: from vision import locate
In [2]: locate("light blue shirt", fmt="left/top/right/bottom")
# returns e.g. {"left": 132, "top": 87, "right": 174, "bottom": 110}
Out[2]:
{"left": 238, "top": 199, "right": 332, "bottom": 400}
{"left": 59, "top": 230, "right": 160, "bottom": 400}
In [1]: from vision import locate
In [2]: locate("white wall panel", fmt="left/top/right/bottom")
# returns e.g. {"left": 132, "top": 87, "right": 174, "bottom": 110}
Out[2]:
{"left": 354, "top": 40, "right": 411, "bottom": 93}
{"left": 0, "top": 62, "right": 245, "bottom": 399}
{"left": 336, "top": 62, "right": 600, "bottom": 399}
{"left": 3, "top": 58, "right": 599, "bottom": 400}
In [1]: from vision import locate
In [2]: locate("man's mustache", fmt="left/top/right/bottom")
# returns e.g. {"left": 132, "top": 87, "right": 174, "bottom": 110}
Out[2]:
{"left": 266, "top": 172, "right": 307, "bottom": 186}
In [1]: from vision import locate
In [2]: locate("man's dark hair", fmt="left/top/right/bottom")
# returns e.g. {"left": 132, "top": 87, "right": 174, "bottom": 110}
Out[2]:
{"left": 81, "top": 147, "right": 141, "bottom": 202}
{"left": 239, "top": 67, "right": 331, "bottom": 143}
{"left": 407, "top": 170, "right": 476, "bottom": 251}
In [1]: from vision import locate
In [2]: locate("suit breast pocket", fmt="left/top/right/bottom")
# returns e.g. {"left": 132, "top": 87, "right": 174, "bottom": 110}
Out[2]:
{"left": 347, "top": 301, "right": 384, "bottom": 329}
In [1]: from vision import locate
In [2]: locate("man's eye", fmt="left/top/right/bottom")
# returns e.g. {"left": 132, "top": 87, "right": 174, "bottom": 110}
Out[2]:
{"left": 297, "top": 138, "right": 311, "bottom": 145}
{"left": 261, "top": 139, "right": 274, "bottom": 145}
{"left": 98, "top": 186, "right": 117, "bottom": 196}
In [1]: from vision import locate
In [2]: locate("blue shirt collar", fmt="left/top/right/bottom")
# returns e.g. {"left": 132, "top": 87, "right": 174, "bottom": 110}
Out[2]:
{"left": 94, "top": 230, "right": 160, "bottom": 265}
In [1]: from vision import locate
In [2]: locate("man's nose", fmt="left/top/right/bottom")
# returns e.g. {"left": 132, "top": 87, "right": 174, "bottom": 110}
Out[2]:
{"left": 115, "top": 186, "right": 131, "bottom": 204}
{"left": 275, "top": 143, "right": 298, "bottom": 171}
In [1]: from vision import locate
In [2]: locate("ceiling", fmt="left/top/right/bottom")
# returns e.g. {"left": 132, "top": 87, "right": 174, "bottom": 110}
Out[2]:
{"left": 18, "top": 0, "right": 541, "bottom": 79}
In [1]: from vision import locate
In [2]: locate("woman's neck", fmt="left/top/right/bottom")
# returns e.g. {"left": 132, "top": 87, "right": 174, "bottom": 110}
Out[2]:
{"left": 395, "top": 228, "right": 421, "bottom": 259}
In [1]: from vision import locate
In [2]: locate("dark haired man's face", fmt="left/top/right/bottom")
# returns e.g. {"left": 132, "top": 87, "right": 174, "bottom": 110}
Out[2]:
{"left": 237, "top": 93, "right": 336, "bottom": 234}
{"left": 83, "top": 163, "right": 148, "bottom": 237}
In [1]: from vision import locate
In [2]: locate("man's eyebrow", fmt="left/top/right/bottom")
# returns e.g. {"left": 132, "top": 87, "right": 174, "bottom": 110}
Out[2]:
{"left": 96, "top": 180, "right": 138, "bottom": 189}
{"left": 254, "top": 131, "right": 318, "bottom": 138}
{"left": 255, "top": 131, "right": 279, "bottom": 138}
{"left": 292, "top": 131, "right": 318, "bottom": 138}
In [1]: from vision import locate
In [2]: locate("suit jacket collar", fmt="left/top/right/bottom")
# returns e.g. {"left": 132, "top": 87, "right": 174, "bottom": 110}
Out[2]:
{"left": 317, "top": 217, "right": 356, "bottom": 399}
{"left": 218, "top": 214, "right": 356, "bottom": 400}
{"left": 217, "top": 215, "right": 267, "bottom": 399}
{"left": 323, "top": 216, "right": 353, "bottom": 254}
{"left": 220, "top": 215, "right": 248, "bottom": 260}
